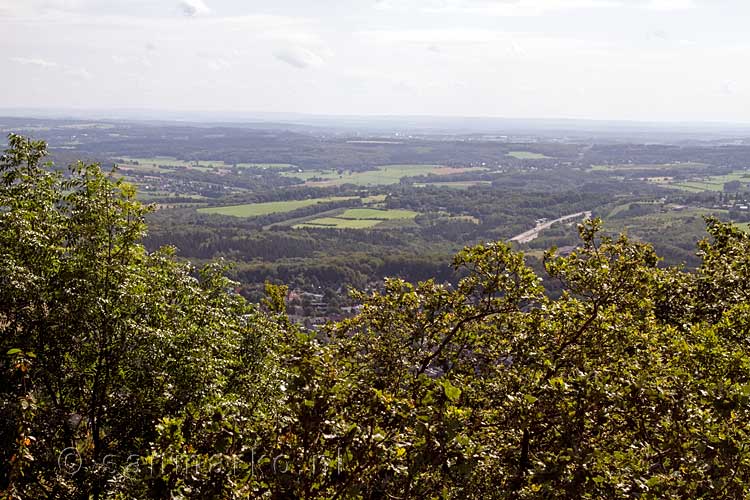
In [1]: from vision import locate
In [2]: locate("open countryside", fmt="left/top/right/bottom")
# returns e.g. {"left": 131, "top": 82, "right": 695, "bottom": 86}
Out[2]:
{"left": 117, "top": 156, "right": 295, "bottom": 172}
{"left": 283, "top": 164, "right": 487, "bottom": 186}
{"left": 651, "top": 170, "right": 750, "bottom": 192}
{"left": 506, "top": 151, "right": 552, "bottom": 160}
{"left": 9, "top": 1, "right": 750, "bottom": 497}
{"left": 589, "top": 162, "right": 708, "bottom": 172}
{"left": 294, "top": 208, "right": 419, "bottom": 229}
{"left": 197, "top": 196, "right": 357, "bottom": 217}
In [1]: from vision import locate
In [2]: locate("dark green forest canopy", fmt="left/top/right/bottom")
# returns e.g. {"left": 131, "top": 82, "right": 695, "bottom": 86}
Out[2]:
{"left": 3, "top": 134, "right": 750, "bottom": 499}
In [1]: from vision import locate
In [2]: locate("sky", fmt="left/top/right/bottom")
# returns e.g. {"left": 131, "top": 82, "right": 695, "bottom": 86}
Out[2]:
{"left": 1, "top": 0, "right": 749, "bottom": 122}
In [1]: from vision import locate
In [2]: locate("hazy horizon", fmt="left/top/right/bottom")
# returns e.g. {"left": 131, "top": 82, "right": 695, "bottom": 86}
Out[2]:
{"left": 2, "top": 0, "right": 749, "bottom": 123}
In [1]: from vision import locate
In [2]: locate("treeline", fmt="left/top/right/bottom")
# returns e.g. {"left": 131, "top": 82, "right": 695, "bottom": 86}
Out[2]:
{"left": 232, "top": 251, "right": 457, "bottom": 291}
{"left": 22, "top": 118, "right": 585, "bottom": 170}
{"left": 5, "top": 135, "right": 750, "bottom": 498}
{"left": 583, "top": 143, "right": 750, "bottom": 168}
{"left": 144, "top": 185, "right": 611, "bottom": 291}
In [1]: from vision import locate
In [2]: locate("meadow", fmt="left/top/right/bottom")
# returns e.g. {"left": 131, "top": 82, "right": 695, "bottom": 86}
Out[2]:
{"left": 294, "top": 208, "right": 419, "bottom": 229}
{"left": 336, "top": 208, "right": 419, "bottom": 220}
{"left": 283, "top": 164, "right": 486, "bottom": 187}
{"left": 507, "top": 151, "right": 552, "bottom": 160}
{"left": 590, "top": 162, "right": 707, "bottom": 172}
{"left": 653, "top": 170, "right": 750, "bottom": 192}
{"left": 605, "top": 206, "right": 729, "bottom": 240}
{"left": 198, "top": 196, "right": 355, "bottom": 217}
{"left": 117, "top": 156, "right": 295, "bottom": 173}
{"left": 414, "top": 181, "right": 493, "bottom": 189}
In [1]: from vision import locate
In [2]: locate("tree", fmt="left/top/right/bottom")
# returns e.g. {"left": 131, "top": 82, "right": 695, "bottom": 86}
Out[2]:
{"left": 126, "top": 219, "right": 750, "bottom": 498}
{"left": 1, "top": 135, "right": 283, "bottom": 499}
{"left": 3, "top": 135, "right": 750, "bottom": 498}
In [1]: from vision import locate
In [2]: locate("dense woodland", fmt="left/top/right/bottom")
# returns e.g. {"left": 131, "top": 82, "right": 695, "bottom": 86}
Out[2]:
{"left": 4, "top": 135, "right": 750, "bottom": 498}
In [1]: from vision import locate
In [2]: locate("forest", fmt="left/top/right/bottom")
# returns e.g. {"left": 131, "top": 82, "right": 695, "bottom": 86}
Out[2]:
{"left": 4, "top": 135, "right": 750, "bottom": 499}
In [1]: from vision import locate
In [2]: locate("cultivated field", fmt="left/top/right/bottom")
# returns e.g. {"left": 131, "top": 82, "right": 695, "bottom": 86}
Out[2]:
{"left": 295, "top": 217, "right": 383, "bottom": 229}
{"left": 414, "top": 181, "right": 493, "bottom": 189}
{"left": 605, "top": 207, "right": 729, "bottom": 239}
{"left": 507, "top": 151, "right": 552, "bottom": 160}
{"left": 590, "top": 162, "right": 707, "bottom": 172}
{"left": 284, "top": 164, "right": 486, "bottom": 187}
{"left": 198, "top": 196, "right": 355, "bottom": 217}
{"left": 294, "top": 208, "right": 419, "bottom": 229}
{"left": 117, "top": 156, "right": 295, "bottom": 173}
{"left": 652, "top": 170, "right": 750, "bottom": 192}
{"left": 337, "top": 208, "right": 419, "bottom": 220}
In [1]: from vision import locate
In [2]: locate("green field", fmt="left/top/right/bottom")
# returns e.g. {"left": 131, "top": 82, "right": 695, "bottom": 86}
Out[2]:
{"left": 337, "top": 208, "right": 418, "bottom": 220}
{"left": 507, "top": 151, "right": 551, "bottom": 160}
{"left": 295, "top": 217, "right": 383, "bottom": 229}
{"left": 197, "top": 197, "right": 355, "bottom": 217}
{"left": 360, "top": 194, "right": 388, "bottom": 203}
{"left": 669, "top": 182, "right": 724, "bottom": 192}
{"left": 655, "top": 170, "right": 750, "bottom": 192}
{"left": 284, "top": 165, "right": 485, "bottom": 187}
{"left": 239, "top": 163, "right": 297, "bottom": 169}
{"left": 414, "top": 181, "right": 493, "bottom": 189}
{"left": 606, "top": 207, "right": 728, "bottom": 236}
{"left": 118, "top": 156, "right": 295, "bottom": 172}
{"left": 294, "top": 208, "right": 419, "bottom": 229}
{"left": 591, "top": 162, "right": 707, "bottom": 172}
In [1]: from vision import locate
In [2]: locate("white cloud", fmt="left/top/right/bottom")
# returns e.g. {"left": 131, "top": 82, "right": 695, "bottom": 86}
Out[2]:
{"left": 2, "top": 0, "right": 748, "bottom": 121}
{"left": 177, "top": 0, "right": 210, "bottom": 17}
{"left": 9, "top": 56, "right": 58, "bottom": 68}
{"left": 380, "top": 0, "right": 623, "bottom": 16}
{"left": 359, "top": 28, "right": 599, "bottom": 53}
{"left": 9, "top": 56, "right": 92, "bottom": 80}
{"left": 720, "top": 80, "right": 736, "bottom": 96}
{"left": 274, "top": 47, "right": 325, "bottom": 69}
{"left": 63, "top": 66, "right": 92, "bottom": 80}
{"left": 0, "top": 0, "right": 85, "bottom": 17}
{"left": 206, "top": 58, "right": 231, "bottom": 71}
{"left": 376, "top": 0, "right": 703, "bottom": 16}
{"left": 645, "top": 0, "right": 696, "bottom": 11}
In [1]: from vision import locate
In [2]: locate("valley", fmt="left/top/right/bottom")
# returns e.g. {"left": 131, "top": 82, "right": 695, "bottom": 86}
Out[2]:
{"left": 3, "top": 116, "right": 750, "bottom": 323}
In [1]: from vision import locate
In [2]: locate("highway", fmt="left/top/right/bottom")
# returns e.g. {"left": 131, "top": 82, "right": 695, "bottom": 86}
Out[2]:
{"left": 510, "top": 211, "right": 592, "bottom": 244}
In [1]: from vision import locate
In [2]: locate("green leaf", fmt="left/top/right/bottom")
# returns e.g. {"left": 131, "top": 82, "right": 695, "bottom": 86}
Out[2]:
{"left": 442, "top": 380, "right": 461, "bottom": 403}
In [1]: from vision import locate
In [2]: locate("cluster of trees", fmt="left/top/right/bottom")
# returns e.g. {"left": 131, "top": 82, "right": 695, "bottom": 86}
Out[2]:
{"left": 4, "top": 135, "right": 750, "bottom": 498}
{"left": 583, "top": 143, "right": 750, "bottom": 169}
{"left": 144, "top": 185, "right": 613, "bottom": 293}
{"left": 23, "top": 118, "right": 581, "bottom": 171}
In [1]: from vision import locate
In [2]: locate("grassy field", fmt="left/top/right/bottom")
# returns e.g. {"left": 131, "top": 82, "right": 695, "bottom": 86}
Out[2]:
{"left": 295, "top": 218, "right": 383, "bottom": 229}
{"left": 294, "top": 208, "right": 419, "bottom": 229}
{"left": 239, "top": 163, "right": 297, "bottom": 169}
{"left": 337, "top": 208, "right": 418, "bottom": 220}
{"left": 668, "top": 182, "right": 724, "bottom": 192}
{"left": 606, "top": 207, "right": 728, "bottom": 237}
{"left": 654, "top": 170, "right": 750, "bottom": 192}
{"left": 118, "top": 157, "right": 295, "bottom": 173}
{"left": 591, "top": 162, "right": 707, "bottom": 172}
{"left": 507, "top": 151, "right": 551, "bottom": 160}
{"left": 361, "top": 194, "right": 388, "bottom": 203}
{"left": 284, "top": 165, "right": 486, "bottom": 187}
{"left": 414, "top": 181, "right": 493, "bottom": 189}
{"left": 198, "top": 196, "right": 355, "bottom": 217}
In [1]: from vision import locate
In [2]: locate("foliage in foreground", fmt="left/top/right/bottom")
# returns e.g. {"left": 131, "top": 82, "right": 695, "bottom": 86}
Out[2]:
{"left": 2, "top": 134, "right": 750, "bottom": 499}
